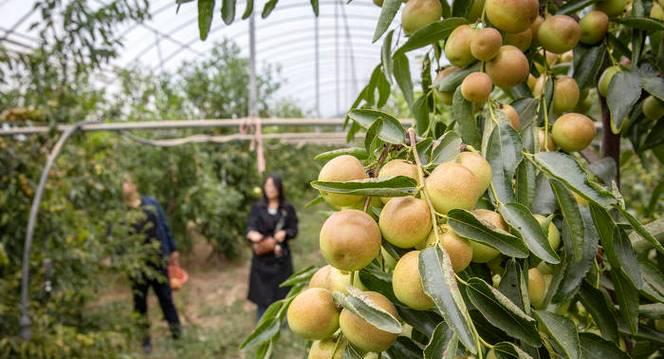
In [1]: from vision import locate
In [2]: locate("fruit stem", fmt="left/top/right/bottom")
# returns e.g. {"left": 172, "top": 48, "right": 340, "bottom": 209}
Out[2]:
{"left": 407, "top": 128, "right": 441, "bottom": 244}
{"left": 331, "top": 334, "right": 345, "bottom": 358}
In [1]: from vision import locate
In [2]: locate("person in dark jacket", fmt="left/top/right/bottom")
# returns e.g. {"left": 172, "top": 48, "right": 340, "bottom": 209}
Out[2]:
{"left": 246, "top": 174, "right": 298, "bottom": 320}
{"left": 122, "top": 174, "right": 182, "bottom": 354}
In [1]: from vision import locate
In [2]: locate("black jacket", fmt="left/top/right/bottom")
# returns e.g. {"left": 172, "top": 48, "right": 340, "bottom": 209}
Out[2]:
{"left": 246, "top": 201, "right": 298, "bottom": 307}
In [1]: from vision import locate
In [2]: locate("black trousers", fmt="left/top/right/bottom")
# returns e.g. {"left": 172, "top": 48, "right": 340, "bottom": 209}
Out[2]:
{"left": 130, "top": 269, "right": 181, "bottom": 340}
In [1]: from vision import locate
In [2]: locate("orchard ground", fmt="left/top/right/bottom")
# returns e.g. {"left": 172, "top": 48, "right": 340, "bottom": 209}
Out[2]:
{"left": 92, "top": 200, "right": 327, "bottom": 358}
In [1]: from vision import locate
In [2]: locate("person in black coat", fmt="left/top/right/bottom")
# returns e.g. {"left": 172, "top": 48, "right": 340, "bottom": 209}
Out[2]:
{"left": 246, "top": 174, "right": 298, "bottom": 320}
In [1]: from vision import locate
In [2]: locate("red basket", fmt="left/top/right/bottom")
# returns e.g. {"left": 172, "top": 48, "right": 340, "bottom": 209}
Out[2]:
{"left": 168, "top": 264, "right": 189, "bottom": 291}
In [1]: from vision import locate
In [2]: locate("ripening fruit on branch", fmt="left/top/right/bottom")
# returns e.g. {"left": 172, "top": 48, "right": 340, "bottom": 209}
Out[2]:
{"left": 455, "top": 151, "right": 493, "bottom": 191}
{"left": 594, "top": 0, "right": 628, "bottom": 17}
{"left": 379, "top": 196, "right": 433, "bottom": 248}
{"left": 528, "top": 267, "right": 547, "bottom": 309}
{"left": 551, "top": 113, "right": 596, "bottom": 152}
{"left": 309, "top": 265, "right": 333, "bottom": 289}
{"left": 533, "top": 214, "right": 561, "bottom": 250}
{"left": 339, "top": 291, "right": 399, "bottom": 353}
{"left": 642, "top": 95, "right": 664, "bottom": 121}
{"left": 378, "top": 159, "right": 419, "bottom": 204}
{"left": 485, "top": 0, "right": 539, "bottom": 33}
{"left": 392, "top": 251, "right": 434, "bottom": 310}
{"left": 500, "top": 103, "right": 521, "bottom": 129}
{"left": 552, "top": 76, "right": 580, "bottom": 113}
{"left": 287, "top": 288, "right": 340, "bottom": 340}
{"left": 434, "top": 66, "right": 461, "bottom": 105}
{"left": 401, "top": 0, "right": 443, "bottom": 35}
{"left": 466, "top": 0, "right": 486, "bottom": 21}
{"left": 538, "top": 129, "right": 557, "bottom": 151}
{"left": 318, "top": 155, "right": 367, "bottom": 208}
{"left": 320, "top": 209, "right": 381, "bottom": 271}
{"left": 503, "top": 28, "right": 533, "bottom": 51}
{"left": 426, "top": 162, "right": 484, "bottom": 214}
{"left": 445, "top": 25, "right": 476, "bottom": 67}
{"left": 530, "top": 15, "right": 544, "bottom": 44}
{"left": 470, "top": 27, "right": 503, "bottom": 61}
{"left": 461, "top": 72, "right": 493, "bottom": 103}
{"left": 308, "top": 338, "right": 345, "bottom": 359}
{"left": 598, "top": 65, "right": 621, "bottom": 98}
{"left": 470, "top": 209, "right": 507, "bottom": 263}
{"left": 579, "top": 11, "right": 609, "bottom": 45}
{"left": 486, "top": 45, "right": 530, "bottom": 88}
{"left": 430, "top": 226, "right": 474, "bottom": 272}
{"left": 652, "top": 3, "right": 664, "bottom": 20}
{"left": 537, "top": 15, "right": 581, "bottom": 54}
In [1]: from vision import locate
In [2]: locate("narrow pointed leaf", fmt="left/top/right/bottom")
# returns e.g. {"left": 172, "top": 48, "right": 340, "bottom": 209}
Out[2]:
{"left": 447, "top": 209, "right": 529, "bottom": 258}
{"left": 607, "top": 70, "right": 642, "bottom": 132}
{"left": 535, "top": 310, "right": 581, "bottom": 359}
{"left": 610, "top": 269, "right": 639, "bottom": 334}
{"left": 261, "top": 0, "right": 278, "bottom": 18}
{"left": 579, "top": 333, "right": 629, "bottom": 359}
{"left": 386, "top": 337, "right": 423, "bottom": 358}
{"left": 431, "top": 131, "right": 462, "bottom": 164}
{"left": 221, "top": 0, "right": 235, "bottom": 24}
{"left": 242, "top": 0, "right": 254, "bottom": 19}
{"left": 452, "top": 87, "right": 481, "bottom": 149}
{"left": 578, "top": 281, "right": 619, "bottom": 341}
{"left": 310, "top": 0, "right": 319, "bottom": 16}
{"left": 498, "top": 259, "right": 528, "bottom": 312}
{"left": 394, "top": 18, "right": 467, "bottom": 55}
{"left": 487, "top": 122, "right": 523, "bottom": 204}
{"left": 573, "top": 43, "right": 607, "bottom": 89}
{"left": 198, "top": 0, "right": 215, "bottom": 41}
{"left": 341, "top": 288, "right": 402, "bottom": 334}
{"left": 347, "top": 109, "right": 406, "bottom": 144}
{"left": 493, "top": 342, "right": 535, "bottom": 359}
{"left": 314, "top": 147, "right": 369, "bottom": 161}
{"left": 424, "top": 323, "right": 457, "bottom": 359}
{"left": 618, "top": 207, "right": 664, "bottom": 254}
{"left": 381, "top": 30, "right": 395, "bottom": 83}
{"left": 412, "top": 95, "right": 430, "bottom": 136}
{"left": 394, "top": 53, "right": 414, "bottom": 106}
{"left": 310, "top": 176, "right": 418, "bottom": 197}
{"left": 499, "top": 203, "right": 560, "bottom": 264}
{"left": 373, "top": 0, "right": 402, "bottom": 42}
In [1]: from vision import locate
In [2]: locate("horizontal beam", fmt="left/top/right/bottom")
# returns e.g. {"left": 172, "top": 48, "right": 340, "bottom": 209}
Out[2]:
{"left": 124, "top": 131, "right": 358, "bottom": 147}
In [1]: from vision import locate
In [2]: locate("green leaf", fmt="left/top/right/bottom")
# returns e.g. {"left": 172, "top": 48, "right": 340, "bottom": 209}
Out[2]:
{"left": 516, "top": 161, "right": 536, "bottom": 209}
{"left": 499, "top": 203, "right": 560, "bottom": 264}
{"left": 344, "top": 343, "right": 365, "bottom": 359}
{"left": 419, "top": 246, "right": 477, "bottom": 353}
{"left": 557, "top": 0, "right": 598, "bottom": 14}
{"left": 394, "top": 53, "right": 414, "bottom": 106}
{"left": 412, "top": 95, "right": 430, "bottom": 136}
{"left": 221, "top": 0, "right": 235, "bottom": 24}
{"left": 642, "top": 119, "right": 664, "bottom": 151}
{"left": 640, "top": 258, "right": 664, "bottom": 302}
{"left": 639, "top": 303, "right": 664, "bottom": 319}
{"left": 261, "top": 0, "right": 278, "bottom": 18}
{"left": 614, "top": 16, "right": 664, "bottom": 31}
{"left": 382, "top": 30, "right": 395, "bottom": 83}
{"left": 447, "top": 209, "right": 529, "bottom": 258}
{"left": 466, "top": 277, "right": 541, "bottom": 347}
{"left": 578, "top": 281, "right": 619, "bottom": 341}
{"left": 498, "top": 259, "right": 528, "bottom": 312}
{"left": 340, "top": 288, "right": 402, "bottom": 334}
{"left": 386, "top": 337, "right": 424, "bottom": 358}
{"left": 310, "top": 0, "right": 319, "bottom": 16}
{"left": 535, "top": 310, "right": 581, "bottom": 359}
{"left": 377, "top": 67, "right": 391, "bottom": 107}
{"left": 310, "top": 176, "right": 418, "bottom": 197}
{"left": 417, "top": 137, "right": 434, "bottom": 165}
{"left": 279, "top": 265, "right": 316, "bottom": 287}
{"left": 452, "top": 87, "right": 481, "bottom": 148}
{"left": 618, "top": 207, "right": 664, "bottom": 254}
{"left": 431, "top": 131, "right": 462, "bottom": 165}
{"left": 304, "top": 195, "right": 324, "bottom": 208}
{"left": 365, "top": 117, "right": 384, "bottom": 151}
{"left": 424, "top": 323, "right": 457, "bottom": 359}
{"left": 531, "top": 152, "right": 617, "bottom": 208}
{"left": 487, "top": 122, "right": 523, "bottom": 204}
{"left": 641, "top": 76, "right": 664, "bottom": 100}
{"left": 198, "top": 0, "right": 215, "bottom": 41}
{"left": 433, "top": 62, "right": 481, "bottom": 92}
{"left": 347, "top": 109, "right": 406, "bottom": 144}
{"left": 578, "top": 333, "right": 629, "bottom": 359}
{"left": 493, "top": 342, "right": 535, "bottom": 358}
{"left": 241, "top": 298, "right": 289, "bottom": 348}
{"left": 314, "top": 147, "right": 369, "bottom": 161}
{"left": 607, "top": 70, "right": 642, "bottom": 132}
{"left": 452, "top": 0, "right": 472, "bottom": 16}
{"left": 573, "top": 43, "right": 607, "bottom": 89}
{"left": 394, "top": 18, "right": 468, "bottom": 55}
{"left": 531, "top": 175, "right": 557, "bottom": 215}
{"left": 241, "top": 0, "right": 254, "bottom": 19}
{"left": 359, "top": 266, "right": 400, "bottom": 303}
{"left": 550, "top": 179, "right": 584, "bottom": 261}
{"left": 610, "top": 269, "right": 639, "bottom": 334}
{"left": 373, "top": 0, "right": 402, "bottom": 42}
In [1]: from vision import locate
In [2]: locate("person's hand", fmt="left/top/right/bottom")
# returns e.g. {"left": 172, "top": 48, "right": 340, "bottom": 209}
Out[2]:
{"left": 274, "top": 230, "right": 287, "bottom": 243}
{"left": 169, "top": 251, "right": 180, "bottom": 266}
{"left": 247, "top": 230, "right": 263, "bottom": 243}
{"left": 274, "top": 243, "right": 284, "bottom": 257}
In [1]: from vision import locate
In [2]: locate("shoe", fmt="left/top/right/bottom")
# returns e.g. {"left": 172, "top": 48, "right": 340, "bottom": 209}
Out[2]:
{"left": 141, "top": 337, "right": 153, "bottom": 354}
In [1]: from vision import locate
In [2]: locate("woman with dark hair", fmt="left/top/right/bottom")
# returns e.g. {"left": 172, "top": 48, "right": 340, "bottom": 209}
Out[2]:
{"left": 246, "top": 174, "right": 299, "bottom": 320}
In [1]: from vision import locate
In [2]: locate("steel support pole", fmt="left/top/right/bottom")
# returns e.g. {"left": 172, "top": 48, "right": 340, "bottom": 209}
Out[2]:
{"left": 315, "top": 16, "right": 321, "bottom": 118}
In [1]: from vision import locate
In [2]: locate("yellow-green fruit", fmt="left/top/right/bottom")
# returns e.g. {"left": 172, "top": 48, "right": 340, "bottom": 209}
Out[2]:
{"left": 560, "top": 50, "right": 574, "bottom": 63}
{"left": 308, "top": 338, "right": 345, "bottom": 359}
{"left": 551, "top": 113, "right": 596, "bottom": 152}
{"left": 486, "top": 45, "right": 530, "bottom": 88}
{"left": 537, "top": 15, "right": 581, "bottom": 54}
{"left": 655, "top": 319, "right": 664, "bottom": 332}
{"left": 595, "top": 0, "right": 627, "bottom": 17}
{"left": 318, "top": 155, "right": 367, "bottom": 208}
{"left": 379, "top": 196, "right": 432, "bottom": 248}
{"left": 652, "top": 3, "right": 664, "bottom": 20}
{"left": 456, "top": 151, "right": 492, "bottom": 192}
{"left": 528, "top": 267, "right": 546, "bottom": 309}
{"left": 527, "top": 74, "right": 537, "bottom": 90}
{"left": 340, "top": 291, "right": 399, "bottom": 352}
{"left": 575, "top": 96, "right": 593, "bottom": 114}
{"left": 534, "top": 50, "right": 559, "bottom": 74}
{"left": 437, "top": 229, "right": 474, "bottom": 272}
{"left": 445, "top": 25, "right": 476, "bottom": 67}
{"left": 538, "top": 128, "right": 557, "bottom": 151}
{"left": 320, "top": 209, "right": 381, "bottom": 271}
{"left": 470, "top": 209, "right": 507, "bottom": 263}
{"left": 501, "top": 103, "right": 521, "bottom": 129}
{"left": 329, "top": 267, "right": 355, "bottom": 293}
{"left": 537, "top": 261, "right": 555, "bottom": 275}
{"left": 485, "top": 0, "right": 539, "bottom": 33}
{"left": 579, "top": 11, "right": 609, "bottom": 44}
{"left": 287, "top": 288, "right": 340, "bottom": 340}
{"left": 382, "top": 247, "right": 398, "bottom": 270}
{"left": 552, "top": 76, "right": 580, "bottom": 113}
{"left": 434, "top": 66, "right": 461, "bottom": 105}
{"left": 466, "top": 0, "right": 486, "bottom": 21}
{"left": 402, "top": 0, "right": 443, "bottom": 35}
{"left": 487, "top": 348, "right": 498, "bottom": 359}
{"left": 460, "top": 72, "right": 493, "bottom": 103}
{"left": 503, "top": 29, "right": 533, "bottom": 51}
{"left": 392, "top": 251, "right": 434, "bottom": 310}
{"left": 533, "top": 214, "right": 561, "bottom": 250}
{"left": 598, "top": 65, "right": 621, "bottom": 97}
{"left": 470, "top": 27, "right": 503, "bottom": 61}
{"left": 426, "top": 162, "right": 484, "bottom": 214}
{"left": 309, "top": 265, "right": 332, "bottom": 289}
{"left": 530, "top": 15, "right": 544, "bottom": 44}
{"left": 378, "top": 160, "right": 419, "bottom": 204}
{"left": 643, "top": 96, "right": 664, "bottom": 121}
